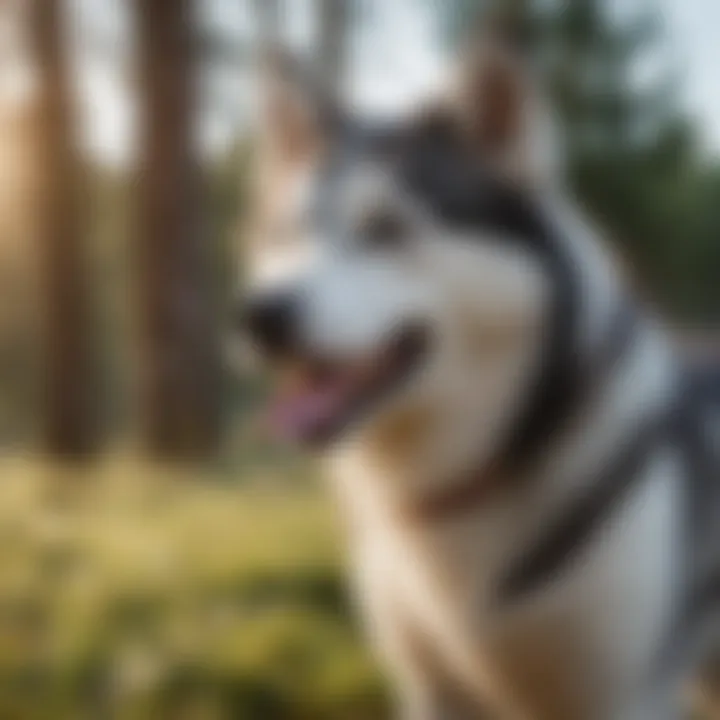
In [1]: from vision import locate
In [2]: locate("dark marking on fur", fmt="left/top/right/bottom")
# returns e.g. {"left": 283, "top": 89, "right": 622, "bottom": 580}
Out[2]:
{"left": 649, "top": 366, "right": 720, "bottom": 684}
{"left": 499, "top": 359, "right": 715, "bottom": 609}
{"left": 498, "top": 410, "right": 670, "bottom": 603}
{"left": 656, "top": 365, "right": 720, "bottom": 678}
{"left": 694, "top": 573, "right": 720, "bottom": 631}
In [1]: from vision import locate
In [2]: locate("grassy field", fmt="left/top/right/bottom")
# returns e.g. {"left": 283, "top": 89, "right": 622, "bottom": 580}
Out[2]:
{"left": 0, "top": 458, "right": 714, "bottom": 720}
{"left": 0, "top": 459, "right": 387, "bottom": 720}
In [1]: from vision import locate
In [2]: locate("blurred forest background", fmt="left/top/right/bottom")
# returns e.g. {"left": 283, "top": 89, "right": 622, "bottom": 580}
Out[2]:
{"left": 0, "top": 0, "right": 717, "bottom": 718}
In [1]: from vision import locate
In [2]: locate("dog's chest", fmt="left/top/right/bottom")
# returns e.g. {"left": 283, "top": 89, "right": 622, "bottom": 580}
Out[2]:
{"left": 343, "top": 453, "right": 681, "bottom": 720}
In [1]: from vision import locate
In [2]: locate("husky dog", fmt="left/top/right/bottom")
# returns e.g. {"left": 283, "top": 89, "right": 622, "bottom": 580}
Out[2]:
{"left": 237, "top": 32, "right": 720, "bottom": 720}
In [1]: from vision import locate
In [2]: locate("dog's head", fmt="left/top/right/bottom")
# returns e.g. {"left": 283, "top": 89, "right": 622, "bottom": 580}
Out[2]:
{"left": 238, "top": 39, "right": 564, "bottom": 479}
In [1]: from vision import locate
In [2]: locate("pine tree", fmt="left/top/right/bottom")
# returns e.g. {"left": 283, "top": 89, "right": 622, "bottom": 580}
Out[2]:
{"left": 32, "top": 0, "right": 100, "bottom": 458}
{"left": 135, "top": 0, "right": 221, "bottom": 460}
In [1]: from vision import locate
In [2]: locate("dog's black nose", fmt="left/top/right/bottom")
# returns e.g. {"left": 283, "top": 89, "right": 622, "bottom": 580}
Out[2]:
{"left": 242, "top": 292, "right": 299, "bottom": 357}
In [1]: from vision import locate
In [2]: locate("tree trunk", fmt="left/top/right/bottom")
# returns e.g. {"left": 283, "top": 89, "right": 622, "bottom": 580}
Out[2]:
{"left": 31, "top": 0, "right": 99, "bottom": 458}
{"left": 317, "top": 0, "right": 350, "bottom": 95}
{"left": 136, "top": 0, "right": 221, "bottom": 460}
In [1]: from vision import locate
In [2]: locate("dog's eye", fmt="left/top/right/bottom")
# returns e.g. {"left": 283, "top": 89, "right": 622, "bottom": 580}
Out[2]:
{"left": 359, "top": 210, "right": 409, "bottom": 249}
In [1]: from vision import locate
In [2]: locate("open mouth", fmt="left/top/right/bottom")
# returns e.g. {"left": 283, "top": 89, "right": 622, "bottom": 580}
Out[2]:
{"left": 264, "top": 324, "right": 429, "bottom": 447}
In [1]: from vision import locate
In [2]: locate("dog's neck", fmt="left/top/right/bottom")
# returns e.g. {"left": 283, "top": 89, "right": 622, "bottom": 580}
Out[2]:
{"left": 328, "top": 316, "right": 673, "bottom": 556}
{"left": 326, "top": 198, "right": 652, "bottom": 528}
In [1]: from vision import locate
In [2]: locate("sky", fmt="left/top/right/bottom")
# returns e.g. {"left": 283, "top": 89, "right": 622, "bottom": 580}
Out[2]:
{"left": 656, "top": 0, "right": 720, "bottom": 154}
{"left": 53, "top": 0, "right": 720, "bottom": 167}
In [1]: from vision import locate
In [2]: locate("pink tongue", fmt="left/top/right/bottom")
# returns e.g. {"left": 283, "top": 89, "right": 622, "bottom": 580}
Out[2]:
{"left": 267, "top": 382, "right": 352, "bottom": 442}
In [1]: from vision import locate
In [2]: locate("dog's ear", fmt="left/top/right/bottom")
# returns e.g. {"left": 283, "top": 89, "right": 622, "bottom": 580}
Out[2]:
{"left": 452, "top": 17, "right": 559, "bottom": 187}
{"left": 247, "top": 48, "right": 342, "bottom": 252}
{"left": 457, "top": 34, "right": 525, "bottom": 152}
{"left": 257, "top": 46, "right": 342, "bottom": 166}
